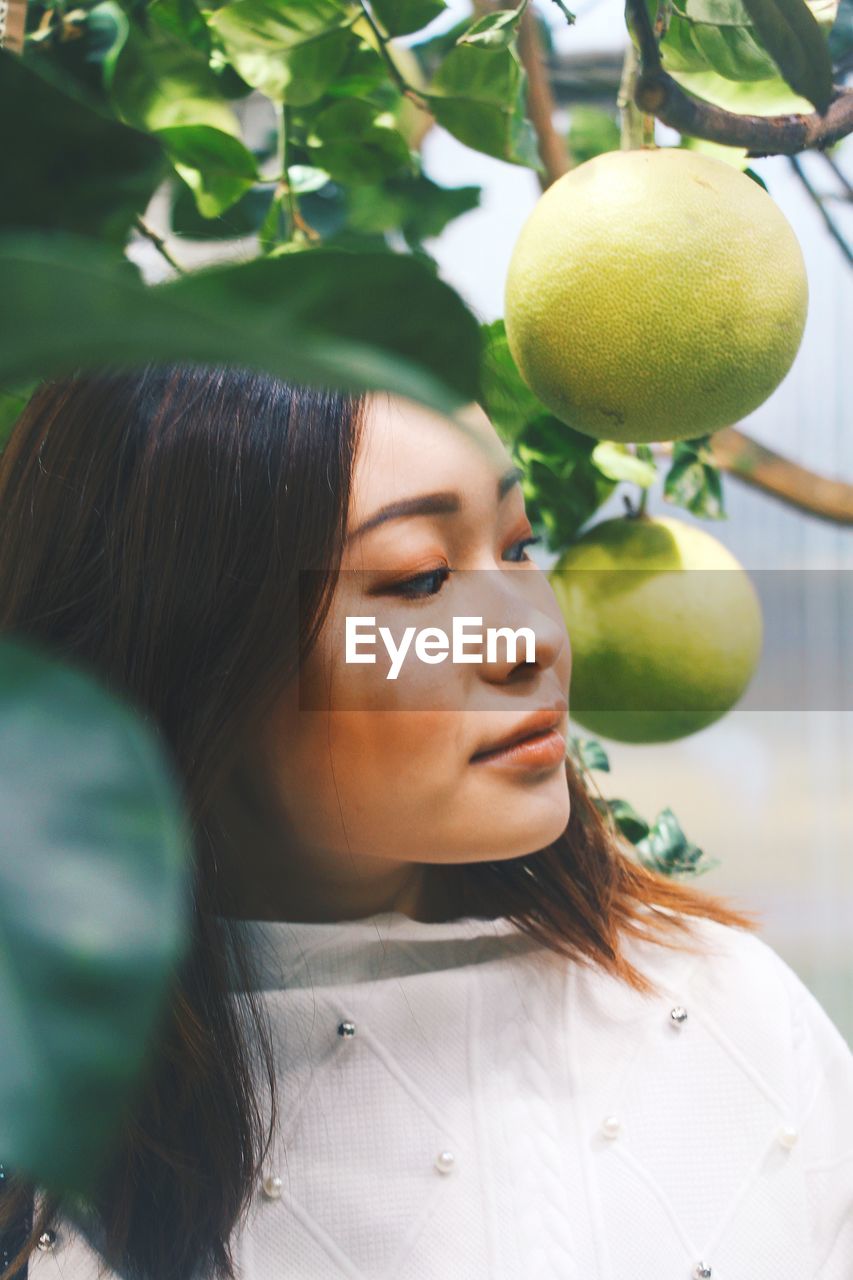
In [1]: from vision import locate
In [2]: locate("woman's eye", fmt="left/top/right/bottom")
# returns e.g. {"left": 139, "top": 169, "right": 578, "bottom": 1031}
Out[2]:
{"left": 384, "top": 537, "right": 539, "bottom": 599}
{"left": 387, "top": 567, "right": 452, "bottom": 599}
{"left": 504, "top": 535, "right": 541, "bottom": 563}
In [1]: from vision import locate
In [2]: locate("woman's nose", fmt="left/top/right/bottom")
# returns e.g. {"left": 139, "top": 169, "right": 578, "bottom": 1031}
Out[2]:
{"left": 465, "top": 569, "right": 571, "bottom": 683}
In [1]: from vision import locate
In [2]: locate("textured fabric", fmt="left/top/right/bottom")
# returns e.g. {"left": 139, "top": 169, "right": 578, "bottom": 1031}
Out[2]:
{"left": 28, "top": 908, "right": 853, "bottom": 1279}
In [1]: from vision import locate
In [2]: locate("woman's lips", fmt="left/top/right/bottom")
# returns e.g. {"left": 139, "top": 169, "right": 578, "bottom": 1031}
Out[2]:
{"left": 470, "top": 701, "right": 568, "bottom": 760}
{"left": 469, "top": 726, "right": 567, "bottom": 771}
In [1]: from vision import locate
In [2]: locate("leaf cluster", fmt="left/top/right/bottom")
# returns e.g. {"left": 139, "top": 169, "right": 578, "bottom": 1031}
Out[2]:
{"left": 627, "top": 0, "right": 843, "bottom": 115}
{"left": 567, "top": 735, "right": 719, "bottom": 878}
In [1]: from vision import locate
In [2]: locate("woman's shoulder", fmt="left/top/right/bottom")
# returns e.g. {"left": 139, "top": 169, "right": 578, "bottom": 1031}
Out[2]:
{"left": 605, "top": 907, "right": 852, "bottom": 1080}
{"left": 677, "top": 914, "right": 853, "bottom": 1161}
{"left": 563, "top": 909, "right": 853, "bottom": 1272}
{"left": 635, "top": 909, "right": 851, "bottom": 1064}
{"left": 565, "top": 905, "right": 853, "bottom": 1155}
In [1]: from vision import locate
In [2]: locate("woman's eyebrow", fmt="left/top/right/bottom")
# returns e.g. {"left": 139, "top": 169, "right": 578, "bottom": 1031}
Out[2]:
{"left": 346, "top": 465, "right": 523, "bottom": 543}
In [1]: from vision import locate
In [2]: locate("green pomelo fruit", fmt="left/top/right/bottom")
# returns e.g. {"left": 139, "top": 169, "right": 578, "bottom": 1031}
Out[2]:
{"left": 504, "top": 148, "right": 808, "bottom": 444}
{"left": 549, "top": 513, "right": 763, "bottom": 742}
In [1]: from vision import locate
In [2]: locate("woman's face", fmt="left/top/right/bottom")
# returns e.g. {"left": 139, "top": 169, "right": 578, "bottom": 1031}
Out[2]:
{"left": 252, "top": 394, "right": 572, "bottom": 916}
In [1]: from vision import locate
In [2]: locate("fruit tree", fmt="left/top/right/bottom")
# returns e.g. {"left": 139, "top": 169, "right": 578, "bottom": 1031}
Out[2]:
{"left": 0, "top": 0, "right": 850, "bottom": 1202}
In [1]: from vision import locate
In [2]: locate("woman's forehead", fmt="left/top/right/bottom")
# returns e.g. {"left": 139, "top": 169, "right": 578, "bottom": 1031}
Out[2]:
{"left": 355, "top": 394, "right": 509, "bottom": 488}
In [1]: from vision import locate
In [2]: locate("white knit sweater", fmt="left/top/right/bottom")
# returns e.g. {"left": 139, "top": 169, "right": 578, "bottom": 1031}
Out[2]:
{"left": 30, "top": 908, "right": 853, "bottom": 1279}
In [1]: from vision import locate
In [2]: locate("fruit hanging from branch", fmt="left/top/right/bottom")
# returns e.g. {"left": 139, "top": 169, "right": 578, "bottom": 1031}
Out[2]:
{"left": 548, "top": 513, "right": 764, "bottom": 744}
{"left": 503, "top": 146, "right": 808, "bottom": 444}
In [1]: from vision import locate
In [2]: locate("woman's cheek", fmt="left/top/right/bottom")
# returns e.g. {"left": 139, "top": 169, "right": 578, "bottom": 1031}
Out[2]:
{"left": 327, "top": 707, "right": 462, "bottom": 776}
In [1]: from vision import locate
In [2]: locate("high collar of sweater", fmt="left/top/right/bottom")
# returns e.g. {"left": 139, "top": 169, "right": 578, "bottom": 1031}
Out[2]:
{"left": 222, "top": 911, "right": 536, "bottom": 992}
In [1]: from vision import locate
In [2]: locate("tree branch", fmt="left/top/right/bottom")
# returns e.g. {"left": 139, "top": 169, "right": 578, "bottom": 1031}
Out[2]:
{"left": 707, "top": 429, "right": 853, "bottom": 525}
{"left": 357, "top": 0, "right": 432, "bottom": 112}
{"left": 133, "top": 217, "right": 186, "bottom": 276}
{"left": 517, "top": 3, "right": 574, "bottom": 189}
{"left": 624, "top": 0, "right": 853, "bottom": 156}
{"left": 616, "top": 36, "right": 646, "bottom": 150}
{"left": 637, "top": 73, "right": 853, "bottom": 156}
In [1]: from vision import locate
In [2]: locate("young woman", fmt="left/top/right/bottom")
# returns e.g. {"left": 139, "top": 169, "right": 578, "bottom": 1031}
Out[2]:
{"left": 1, "top": 366, "right": 851, "bottom": 1280}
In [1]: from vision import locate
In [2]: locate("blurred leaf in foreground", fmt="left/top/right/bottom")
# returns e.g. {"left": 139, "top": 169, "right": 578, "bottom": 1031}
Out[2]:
{"left": 0, "top": 637, "right": 193, "bottom": 1194}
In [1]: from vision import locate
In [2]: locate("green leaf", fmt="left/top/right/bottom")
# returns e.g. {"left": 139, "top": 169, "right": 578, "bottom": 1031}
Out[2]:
{"left": 109, "top": 9, "right": 240, "bottom": 133}
{"left": 743, "top": 166, "right": 769, "bottom": 189}
{"left": 0, "top": 51, "right": 166, "bottom": 245}
{"left": 157, "top": 124, "right": 259, "bottom": 216}
{"left": 346, "top": 171, "right": 481, "bottom": 243}
{"left": 569, "top": 735, "right": 611, "bottom": 771}
{"left": 602, "top": 797, "right": 650, "bottom": 842}
{"left": 323, "top": 35, "right": 387, "bottom": 97}
{"left": 590, "top": 441, "right": 658, "bottom": 488}
{"left": 206, "top": 0, "right": 359, "bottom": 104}
{"left": 407, "top": 13, "right": 472, "bottom": 74}
{"left": 0, "top": 637, "right": 192, "bottom": 1193}
{"left": 78, "top": 0, "right": 130, "bottom": 82}
{"left": 479, "top": 319, "right": 552, "bottom": 444}
{"left": 256, "top": 192, "right": 286, "bottom": 251}
{"left": 169, "top": 179, "right": 276, "bottom": 239}
{"left": 667, "top": 63, "right": 817, "bottom": 110}
{"left": 146, "top": 0, "right": 214, "bottom": 53}
{"left": 401, "top": 175, "right": 481, "bottom": 243}
{"left": 0, "top": 383, "right": 35, "bottom": 452}
{"left": 651, "top": 6, "right": 714, "bottom": 72}
{"left": 458, "top": 7, "right": 522, "bottom": 47}
{"left": 0, "top": 234, "right": 482, "bottom": 419}
{"left": 634, "top": 807, "right": 719, "bottom": 877}
{"left": 828, "top": 0, "right": 853, "bottom": 62}
{"left": 663, "top": 435, "right": 727, "bottom": 519}
{"left": 306, "top": 97, "right": 415, "bottom": 185}
{"left": 629, "top": 0, "right": 838, "bottom": 88}
{"left": 309, "top": 227, "right": 394, "bottom": 253}
{"left": 739, "top": 0, "right": 834, "bottom": 110}
{"left": 370, "top": 0, "right": 448, "bottom": 37}
{"left": 427, "top": 14, "right": 540, "bottom": 167}
{"left": 429, "top": 93, "right": 540, "bottom": 167}
{"left": 566, "top": 106, "right": 620, "bottom": 166}
{"left": 508, "top": 409, "right": 618, "bottom": 550}
{"left": 309, "top": 97, "right": 381, "bottom": 142}
{"left": 685, "top": 4, "right": 790, "bottom": 81}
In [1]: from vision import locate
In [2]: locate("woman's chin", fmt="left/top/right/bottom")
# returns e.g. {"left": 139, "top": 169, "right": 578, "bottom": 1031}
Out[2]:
{"left": 476, "top": 782, "right": 571, "bottom": 860}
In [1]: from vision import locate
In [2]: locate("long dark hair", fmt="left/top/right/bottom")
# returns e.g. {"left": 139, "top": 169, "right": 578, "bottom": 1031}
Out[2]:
{"left": 0, "top": 365, "right": 760, "bottom": 1280}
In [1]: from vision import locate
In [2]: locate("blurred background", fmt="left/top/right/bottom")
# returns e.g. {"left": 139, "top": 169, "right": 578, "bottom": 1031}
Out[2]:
{"left": 129, "top": 0, "right": 853, "bottom": 1041}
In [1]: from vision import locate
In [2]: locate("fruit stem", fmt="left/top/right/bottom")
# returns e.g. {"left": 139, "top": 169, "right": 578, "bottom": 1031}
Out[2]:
{"left": 133, "top": 216, "right": 186, "bottom": 275}
{"left": 277, "top": 103, "right": 299, "bottom": 241}
{"left": 617, "top": 41, "right": 645, "bottom": 151}
{"left": 356, "top": 0, "right": 433, "bottom": 110}
{"left": 622, "top": 488, "right": 649, "bottom": 519}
